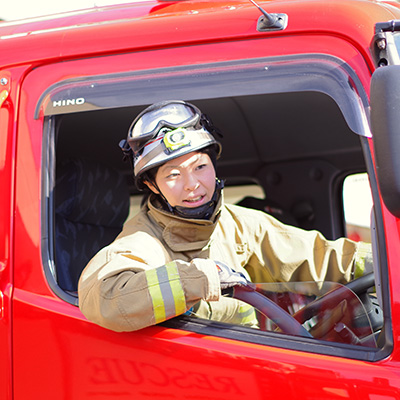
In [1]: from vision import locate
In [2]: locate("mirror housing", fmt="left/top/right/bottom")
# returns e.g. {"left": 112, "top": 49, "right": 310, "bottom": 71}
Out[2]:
{"left": 370, "top": 65, "right": 400, "bottom": 218}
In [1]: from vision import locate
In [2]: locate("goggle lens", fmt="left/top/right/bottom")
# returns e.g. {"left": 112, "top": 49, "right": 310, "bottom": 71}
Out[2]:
{"left": 128, "top": 102, "right": 200, "bottom": 155}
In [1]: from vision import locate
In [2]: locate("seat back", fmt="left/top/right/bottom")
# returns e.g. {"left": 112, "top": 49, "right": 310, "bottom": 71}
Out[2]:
{"left": 237, "top": 196, "right": 298, "bottom": 226}
{"left": 55, "top": 159, "right": 130, "bottom": 292}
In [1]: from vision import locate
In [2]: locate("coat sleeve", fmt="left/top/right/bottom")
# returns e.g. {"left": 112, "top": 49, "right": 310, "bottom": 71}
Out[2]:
{"left": 226, "top": 205, "right": 372, "bottom": 285}
{"left": 78, "top": 231, "right": 220, "bottom": 332}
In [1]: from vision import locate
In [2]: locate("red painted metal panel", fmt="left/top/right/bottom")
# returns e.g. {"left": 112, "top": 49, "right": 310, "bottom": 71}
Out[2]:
{"left": 0, "top": 0, "right": 396, "bottom": 70}
{"left": 5, "top": 1, "right": 400, "bottom": 398}
{"left": 0, "top": 65, "right": 30, "bottom": 400}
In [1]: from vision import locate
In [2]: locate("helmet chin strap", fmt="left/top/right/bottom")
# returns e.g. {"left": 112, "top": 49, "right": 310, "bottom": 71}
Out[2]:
{"left": 156, "top": 178, "right": 224, "bottom": 220}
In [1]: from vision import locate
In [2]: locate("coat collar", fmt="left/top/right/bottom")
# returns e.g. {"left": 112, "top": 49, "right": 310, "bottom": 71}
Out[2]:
{"left": 147, "top": 193, "right": 222, "bottom": 252}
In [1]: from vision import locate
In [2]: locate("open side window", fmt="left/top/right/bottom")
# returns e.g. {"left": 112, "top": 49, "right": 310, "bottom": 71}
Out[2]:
{"left": 41, "top": 54, "right": 389, "bottom": 360}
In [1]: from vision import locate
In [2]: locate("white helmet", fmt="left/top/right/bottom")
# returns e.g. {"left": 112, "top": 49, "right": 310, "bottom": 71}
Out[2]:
{"left": 122, "top": 100, "right": 222, "bottom": 188}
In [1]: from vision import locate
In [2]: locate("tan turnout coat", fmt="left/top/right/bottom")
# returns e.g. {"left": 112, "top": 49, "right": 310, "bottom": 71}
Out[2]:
{"left": 78, "top": 195, "right": 370, "bottom": 332}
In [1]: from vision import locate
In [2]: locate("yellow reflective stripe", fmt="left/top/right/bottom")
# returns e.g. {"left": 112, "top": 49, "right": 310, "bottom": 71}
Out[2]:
{"left": 238, "top": 304, "right": 257, "bottom": 325}
{"left": 145, "top": 262, "right": 186, "bottom": 325}
{"left": 165, "top": 262, "right": 187, "bottom": 316}
{"left": 354, "top": 242, "right": 372, "bottom": 279}
{"left": 146, "top": 268, "right": 166, "bottom": 324}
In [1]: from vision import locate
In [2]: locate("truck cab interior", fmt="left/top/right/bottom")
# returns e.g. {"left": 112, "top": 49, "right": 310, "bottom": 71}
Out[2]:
{"left": 54, "top": 91, "right": 365, "bottom": 287}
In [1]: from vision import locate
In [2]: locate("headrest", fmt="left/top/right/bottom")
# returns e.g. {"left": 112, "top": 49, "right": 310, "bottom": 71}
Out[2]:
{"left": 55, "top": 159, "right": 129, "bottom": 228}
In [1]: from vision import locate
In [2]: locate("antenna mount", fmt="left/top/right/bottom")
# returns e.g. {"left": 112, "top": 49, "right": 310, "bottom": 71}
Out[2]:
{"left": 249, "top": 0, "right": 288, "bottom": 32}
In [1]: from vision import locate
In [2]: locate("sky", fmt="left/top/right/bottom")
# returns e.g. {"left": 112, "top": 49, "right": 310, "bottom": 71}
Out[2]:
{"left": 1, "top": 0, "right": 139, "bottom": 21}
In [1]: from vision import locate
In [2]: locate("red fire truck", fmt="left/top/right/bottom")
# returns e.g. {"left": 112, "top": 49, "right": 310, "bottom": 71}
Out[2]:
{"left": 1, "top": 0, "right": 400, "bottom": 398}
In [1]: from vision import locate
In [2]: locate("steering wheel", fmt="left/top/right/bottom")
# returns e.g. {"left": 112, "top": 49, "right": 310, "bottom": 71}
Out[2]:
{"left": 344, "top": 271, "right": 375, "bottom": 294}
{"left": 231, "top": 273, "right": 377, "bottom": 342}
{"left": 232, "top": 286, "right": 313, "bottom": 338}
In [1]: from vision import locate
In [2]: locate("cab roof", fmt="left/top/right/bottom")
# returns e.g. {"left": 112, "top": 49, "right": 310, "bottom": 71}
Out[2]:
{"left": 0, "top": 0, "right": 399, "bottom": 68}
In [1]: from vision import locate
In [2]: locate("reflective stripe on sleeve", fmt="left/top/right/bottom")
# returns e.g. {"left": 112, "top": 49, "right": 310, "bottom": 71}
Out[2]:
{"left": 238, "top": 303, "right": 258, "bottom": 326}
{"left": 145, "top": 262, "right": 187, "bottom": 324}
{"left": 354, "top": 242, "right": 373, "bottom": 279}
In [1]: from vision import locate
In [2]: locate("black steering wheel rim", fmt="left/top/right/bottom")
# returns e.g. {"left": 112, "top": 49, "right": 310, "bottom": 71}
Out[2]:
{"left": 231, "top": 273, "right": 375, "bottom": 340}
{"left": 232, "top": 286, "right": 313, "bottom": 338}
{"left": 344, "top": 272, "right": 374, "bottom": 295}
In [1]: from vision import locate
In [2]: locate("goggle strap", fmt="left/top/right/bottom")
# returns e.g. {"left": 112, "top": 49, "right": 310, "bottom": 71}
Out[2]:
{"left": 201, "top": 113, "right": 223, "bottom": 138}
{"left": 119, "top": 139, "right": 134, "bottom": 165}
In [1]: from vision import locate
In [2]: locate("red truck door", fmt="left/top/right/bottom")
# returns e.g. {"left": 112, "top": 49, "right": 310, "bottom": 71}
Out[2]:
{"left": 9, "top": 3, "right": 400, "bottom": 398}
{"left": 0, "top": 71, "right": 14, "bottom": 400}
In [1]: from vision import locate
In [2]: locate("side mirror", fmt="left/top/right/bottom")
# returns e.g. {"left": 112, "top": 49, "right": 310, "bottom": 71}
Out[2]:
{"left": 370, "top": 65, "right": 400, "bottom": 218}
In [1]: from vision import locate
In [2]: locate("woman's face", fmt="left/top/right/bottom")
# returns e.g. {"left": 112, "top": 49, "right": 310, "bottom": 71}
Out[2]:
{"left": 146, "top": 152, "right": 216, "bottom": 208}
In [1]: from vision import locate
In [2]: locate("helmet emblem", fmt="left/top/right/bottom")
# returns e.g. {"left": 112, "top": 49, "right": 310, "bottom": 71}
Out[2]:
{"left": 163, "top": 128, "right": 191, "bottom": 153}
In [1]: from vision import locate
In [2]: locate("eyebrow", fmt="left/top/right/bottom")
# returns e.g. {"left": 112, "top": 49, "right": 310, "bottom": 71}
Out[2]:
{"left": 159, "top": 164, "right": 180, "bottom": 172}
{"left": 160, "top": 155, "right": 206, "bottom": 172}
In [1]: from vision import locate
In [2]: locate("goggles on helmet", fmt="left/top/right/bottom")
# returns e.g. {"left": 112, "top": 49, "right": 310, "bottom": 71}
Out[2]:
{"left": 127, "top": 101, "right": 202, "bottom": 155}
{"left": 120, "top": 100, "right": 222, "bottom": 190}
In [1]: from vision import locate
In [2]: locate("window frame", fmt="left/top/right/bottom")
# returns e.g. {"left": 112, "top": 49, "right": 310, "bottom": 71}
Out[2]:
{"left": 40, "top": 54, "right": 391, "bottom": 361}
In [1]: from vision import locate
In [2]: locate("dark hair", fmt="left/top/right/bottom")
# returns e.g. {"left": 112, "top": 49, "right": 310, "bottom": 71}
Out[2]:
{"left": 139, "top": 145, "right": 219, "bottom": 206}
{"left": 138, "top": 168, "right": 158, "bottom": 206}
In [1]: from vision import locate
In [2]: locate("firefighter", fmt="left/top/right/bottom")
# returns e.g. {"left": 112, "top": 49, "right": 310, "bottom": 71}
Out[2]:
{"left": 78, "top": 100, "right": 372, "bottom": 332}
